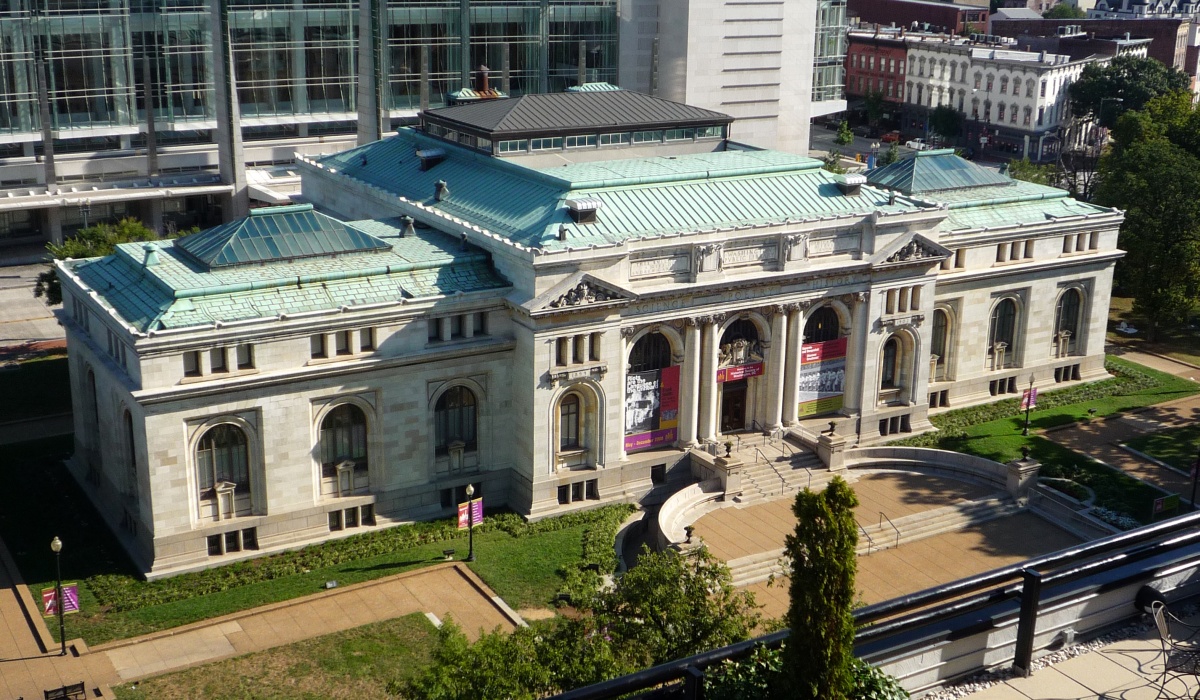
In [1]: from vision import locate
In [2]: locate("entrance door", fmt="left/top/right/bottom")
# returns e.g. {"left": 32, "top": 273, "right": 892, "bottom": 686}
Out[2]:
{"left": 720, "top": 380, "right": 747, "bottom": 433}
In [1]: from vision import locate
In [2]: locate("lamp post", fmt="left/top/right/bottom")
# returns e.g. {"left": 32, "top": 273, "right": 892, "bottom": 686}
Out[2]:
{"left": 1022, "top": 373, "right": 1035, "bottom": 436}
{"left": 50, "top": 536, "right": 65, "bottom": 656}
{"left": 465, "top": 483, "right": 476, "bottom": 562}
{"left": 870, "top": 141, "right": 880, "bottom": 167}
{"left": 78, "top": 199, "right": 91, "bottom": 232}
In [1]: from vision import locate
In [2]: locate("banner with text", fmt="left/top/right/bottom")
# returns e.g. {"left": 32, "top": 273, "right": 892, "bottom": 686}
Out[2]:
{"left": 1019, "top": 387, "right": 1039, "bottom": 411}
{"left": 624, "top": 365, "right": 680, "bottom": 453}
{"left": 716, "top": 362, "right": 764, "bottom": 383}
{"left": 457, "top": 497, "right": 483, "bottom": 529}
{"left": 797, "top": 337, "right": 847, "bottom": 417}
{"left": 42, "top": 584, "right": 79, "bottom": 616}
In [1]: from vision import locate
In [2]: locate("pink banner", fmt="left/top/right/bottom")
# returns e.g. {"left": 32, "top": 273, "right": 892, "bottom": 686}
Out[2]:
{"left": 42, "top": 584, "right": 79, "bottom": 616}
{"left": 659, "top": 365, "right": 680, "bottom": 421}
{"left": 1020, "top": 387, "right": 1038, "bottom": 411}
{"left": 624, "top": 428, "right": 678, "bottom": 452}
{"left": 717, "top": 362, "right": 764, "bottom": 383}
{"left": 457, "top": 497, "right": 483, "bottom": 529}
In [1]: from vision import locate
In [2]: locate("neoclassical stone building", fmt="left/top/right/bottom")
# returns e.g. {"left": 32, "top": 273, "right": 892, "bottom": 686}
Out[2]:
{"left": 58, "top": 90, "right": 1123, "bottom": 576}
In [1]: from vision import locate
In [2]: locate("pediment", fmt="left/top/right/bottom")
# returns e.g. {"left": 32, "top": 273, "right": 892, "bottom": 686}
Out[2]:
{"left": 872, "top": 233, "right": 951, "bottom": 267}
{"left": 525, "top": 272, "right": 636, "bottom": 316}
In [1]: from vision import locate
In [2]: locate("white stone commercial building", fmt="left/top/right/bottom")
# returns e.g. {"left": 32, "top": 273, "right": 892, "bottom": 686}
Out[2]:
{"left": 57, "top": 90, "right": 1122, "bottom": 576}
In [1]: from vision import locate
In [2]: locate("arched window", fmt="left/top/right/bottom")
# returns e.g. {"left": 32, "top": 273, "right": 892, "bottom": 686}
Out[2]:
{"left": 881, "top": 337, "right": 899, "bottom": 389}
{"left": 628, "top": 332, "right": 672, "bottom": 373}
{"left": 560, "top": 394, "right": 581, "bottom": 450}
{"left": 721, "top": 319, "right": 759, "bottom": 345}
{"left": 320, "top": 404, "right": 368, "bottom": 475}
{"left": 989, "top": 298, "right": 1017, "bottom": 358}
{"left": 1055, "top": 289, "right": 1082, "bottom": 354}
{"left": 435, "top": 387, "right": 477, "bottom": 455}
{"left": 196, "top": 424, "right": 249, "bottom": 499}
{"left": 932, "top": 309, "right": 949, "bottom": 380}
{"left": 803, "top": 306, "right": 841, "bottom": 343}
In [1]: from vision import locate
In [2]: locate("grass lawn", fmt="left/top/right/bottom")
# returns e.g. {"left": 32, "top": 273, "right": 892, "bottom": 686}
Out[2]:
{"left": 1125, "top": 424, "right": 1200, "bottom": 471}
{"left": 111, "top": 612, "right": 440, "bottom": 700}
{"left": 0, "top": 356, "right": 72, "bottom": 422}
{"left": 1108, "top": 295, "right": 1200, "bottom": 368}
{"left": 898, "top": 356, "right": 1199, "bottom": 523}
{"left": 0, "top": 436, "right": 607, "bottom": 647}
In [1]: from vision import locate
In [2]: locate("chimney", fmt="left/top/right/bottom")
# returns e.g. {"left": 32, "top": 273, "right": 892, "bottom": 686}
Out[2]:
{"left": 558, "top": 224, "right": 569, "bottom": 241}
{"left": 888, "top": 191, "right": 897, "bottom": 206}
{"left": 435, "top": 180, "right": 449, "bottom": 202}
{"left": 143, "top": 243, "right": 159, "bottom": 267}
{"left": 475, "top": 64, "right": 491, "bottom": 93}
{"left": 835, "top": 173, "right": 868, "bottom": 196}
{"left": 400, "top": 215, "right": 415, "bottom": 237}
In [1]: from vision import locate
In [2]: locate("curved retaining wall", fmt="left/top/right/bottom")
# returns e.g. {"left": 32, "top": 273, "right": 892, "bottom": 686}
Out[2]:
{"left": 847, "top": 446, "right": 1010, "bottom": 491}
{"left": 654, "top": 479, "right": 723, "bottom": 551}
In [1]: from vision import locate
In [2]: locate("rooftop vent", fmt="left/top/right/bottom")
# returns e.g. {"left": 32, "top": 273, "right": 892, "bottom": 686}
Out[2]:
{"left": 835, "top": 173, "right": 868, "bottom": 197}
{"left": 435, "top": 180, "right": 449, "bottom": 202}
{"left": 565, "top": 197, "right": 603, "bottom": 224}
{"left": 558, "top": 224, "right": 568, "bottom": 241}
{"left": 417, "top": 148, "right": 446, "bottom": 171}
{"left": 400, "top": 215, "right": 415, "bottom": 237}
{"left": 143, "top": 243, "right": 159, "bottom": 267}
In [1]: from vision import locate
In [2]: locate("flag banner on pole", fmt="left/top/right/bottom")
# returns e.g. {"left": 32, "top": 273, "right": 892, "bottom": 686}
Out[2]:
{"left": 457, "top": 498, "right": 484, "bottom": 529}
{"left": 1019, "top": 387, "right": 1038, "bottom": 411}
{"left": 42, "top": 584, "right": 80, "bottom": 616}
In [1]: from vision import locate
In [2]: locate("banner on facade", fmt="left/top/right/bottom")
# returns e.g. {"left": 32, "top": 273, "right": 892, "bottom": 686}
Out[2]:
{"left": 624, "top": 366, "right": 680, "bottom": 453}
{"left": 42, "top": 584, "right": 79, "bottom": 616}
{"left": 716, "top": 362, "right": 764, "bottom": 383}
{"left": 457, "top": 498, "right": 483, "bottom": 529}
{"left": 1019, "top": 387, "right": 1038, "bottom": 411}
{"left": 797, "top": 337, "right": 847, "bottom": 417}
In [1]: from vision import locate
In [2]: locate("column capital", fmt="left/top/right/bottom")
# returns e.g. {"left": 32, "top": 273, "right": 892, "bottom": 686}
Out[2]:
{"left": 619, "top": 326, "right": 637, "bottom": 339}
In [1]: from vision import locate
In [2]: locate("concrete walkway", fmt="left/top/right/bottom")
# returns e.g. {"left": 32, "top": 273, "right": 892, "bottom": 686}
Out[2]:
{"left": 0, "top": 546, "right": 517, "bottom": 698}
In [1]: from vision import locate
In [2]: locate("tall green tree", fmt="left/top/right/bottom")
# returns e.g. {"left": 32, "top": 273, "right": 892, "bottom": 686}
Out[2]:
{"left": 1005, "top": 157, "right": 1057, "bottom": 186}
{"left": 1096, "top": 135, "right": 1200, "bottom": 341}
{"left": 879, "top": 141, "right": 900, "bottom": 166}
{"left": 929, "top": 105, "right": 962, "bottom": 140}
{"left": 835, "top": 120, "right": 854, "bottom": 146}
{"left": 785, "top": 476, "right": 859, "bottom": 699}
{"left": 1070, "top": 55, "right": 1190, "bottom": 127}
{"left": 1043, "top": 3, "right": 1085, "bottom": 18}
{"left": 34, "top": 218, "right": 161, "bottom": 306}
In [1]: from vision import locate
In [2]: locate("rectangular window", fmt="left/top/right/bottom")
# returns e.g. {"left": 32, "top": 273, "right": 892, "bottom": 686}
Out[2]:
{"left": 335, "top": 330, "right": 352, "bottom": 355}
{"left": 450, "top": 315, "right": 463, "bottom": 339}
{"left": 498, "top": 139, "right": 528, "bottom": 154}
{"left": 586, "top": 479, "right": 599, "bottom": 500}
{"left": 183, "top": 351, "right": 201, "bottom": 377}
{"left": 530, "top": 137, "right": 563, "bottom": 151}
{"left": 359, "top": 328, "right": 375, "bottom": 351}
{"left": 557, "top": 485, "right": 570, "bottom": 505}
{"left": 241, "top": 528, "right": 258, "bottom": 550}
{"left": 1024, "top": 240, "right": 1035, "bottom": 259}
{"left": 310, "top": 334, "right": 326, "bottom": 358}
{"left": 632, "top": 130, "right": 664, "bottom": 143}
{"left": 955, "top": 248, "right": 965, "bottom": 268}
{"left": 210, "top": 348, "right": 227, "bottom": 373}
{"left": 571, "top": 481, "right": 584, "bottom": 502}
{"left": 344, "top": 507, "right": 359, "bottom": 528}
{"left": 1089, "top": 232, "right": 1099, "bottom": 250}
{"left": 207, "top": 534, "right": 223, "bottom": 556}
{"left": 328, "top": 511, "right": 343, "bottom": 531}
{"left": 236, "top": 344, "right": 254, "bottom": 370}
{"left": 664, "top": 128, "right": 695, "bottom": 141}
{"left": 472, "top": 313, "right": 486, "bottom": 336}
{"left": 1063, "top": 236, "right": 1073, "bottom": 254}
{"left": 599, "top": 132, "right": 631, "bottom": 145}
{"left": 556, "top": 338, "right": 569, "bottom": 366}
{"left": 589, "top": 332, "right": 602, "bottom": 361}
{"left": 696, "top": 126, "right": 725, "bottom": 139}
{"left": 429, "top": 319, "right": 440, "bottom": 342}
{"left": 361, "top": 504, "right": 376, "bottom": 526}
{"left": 996, "top": 245, "right": 1007, "bottom": 263}
{"left": 224, "top": 530, "right": 241, "bottom": 553}
{"left": 564, "top": 134, "right": 597, "bottom": 148}
{"left": 573, "top": 335, "right": 586, "bottom": 363}
{"left": 1009, "top": 242, "right": 1021, "bottom": 261}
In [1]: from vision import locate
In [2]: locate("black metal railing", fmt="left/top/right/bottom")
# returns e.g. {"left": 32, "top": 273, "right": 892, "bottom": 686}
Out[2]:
{"left": 550, "top": 510, "right": 1200, "bottom": 700}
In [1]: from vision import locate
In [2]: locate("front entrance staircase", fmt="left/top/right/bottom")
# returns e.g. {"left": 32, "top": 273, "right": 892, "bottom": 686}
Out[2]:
{"left": 718, "top": 431, "right": 831, "bottom": 505}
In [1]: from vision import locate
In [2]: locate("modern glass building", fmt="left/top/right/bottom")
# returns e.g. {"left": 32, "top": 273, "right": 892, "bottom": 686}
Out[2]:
{"left": 0, "top": 0, "right": 617, "bottom": 251}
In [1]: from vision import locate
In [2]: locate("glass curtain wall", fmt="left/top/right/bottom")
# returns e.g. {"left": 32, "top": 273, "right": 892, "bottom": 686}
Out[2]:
{"left": 469, "top": 1, "right": 539, "bottom": 95}
{"left": 149, "top": 0, "right": 215, "bottom": 127}
{"left": 39, "top": 0, "right": 136, "bottom": 131}
{"left": 546, "top": 1, "right": 614, "bottom": 92}
{"left": 812, "top": 0, "right": 846, "bottom": 102}
{"left": 386, "top": 0, "right": 460, "bottom": 111}
{"left": 0, "top": 2, "right": 37, "bottom": 139}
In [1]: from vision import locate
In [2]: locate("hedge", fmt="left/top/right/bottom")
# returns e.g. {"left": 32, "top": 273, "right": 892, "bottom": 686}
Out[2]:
{"left": 89, "top": 504, "right": 635, "bottom": 613}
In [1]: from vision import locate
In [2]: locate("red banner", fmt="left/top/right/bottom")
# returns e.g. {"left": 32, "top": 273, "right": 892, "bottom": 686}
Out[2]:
{"left": 660, "top": 364, "right": 680, "bottom": 420}
{"left": 717, "top": 362, "right": 764, "bottom": 383}
{"left": 457, "top": 498, "right": 483, "bottom": 529}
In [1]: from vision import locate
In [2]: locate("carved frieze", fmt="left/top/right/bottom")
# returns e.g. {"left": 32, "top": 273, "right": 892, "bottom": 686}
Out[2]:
{"left": 547, "top": 280, "right": 619, "bottom": 309}
{"left": 886, "top": 238, "right": 941, "bottom": 263}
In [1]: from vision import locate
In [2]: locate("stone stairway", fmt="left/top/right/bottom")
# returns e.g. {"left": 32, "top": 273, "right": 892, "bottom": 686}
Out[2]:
{"left": 723, "top": 432, "right": 831, "bottom": 505}
{"left": 726, "top": 494, "right": 1024, "bottom": 588}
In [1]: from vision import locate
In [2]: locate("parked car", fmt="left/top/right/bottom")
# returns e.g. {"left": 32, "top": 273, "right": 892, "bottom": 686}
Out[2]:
{"left": 881, "top": 131, "right": 901, "bottom": 144}
{"left": 905, "top": 138, "right": 931, "bottom": 151}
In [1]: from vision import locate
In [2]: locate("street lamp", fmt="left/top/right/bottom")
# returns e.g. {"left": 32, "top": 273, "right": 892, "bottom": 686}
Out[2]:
{"left": 50, "top": 536, "right": 65, "bottom": 656}
{"left": 78, "top": 199, "right": 91, "bottom": 232}
{"left": 1022, "top": 373, "right": 1035, "bottom": 436}
{"left": 465, "top": 483, "right": 476, "bottom": 562}
{"left": 870, "top": 141, "right": 880, "bottom": 167}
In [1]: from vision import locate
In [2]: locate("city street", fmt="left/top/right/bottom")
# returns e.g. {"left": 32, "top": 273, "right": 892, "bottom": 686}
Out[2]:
{"left": 0, "top": 263, "right": 63, "bottom": 348}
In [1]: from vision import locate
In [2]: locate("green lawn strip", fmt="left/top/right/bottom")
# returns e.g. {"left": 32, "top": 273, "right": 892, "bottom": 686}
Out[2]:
{"left": 112, "top": 612, "right": 439, "bottom": 700}
{"left": 1125, "top": 424, "right": 1200, "bottom": 471}
{"left": 1108, "top": 296, "right": 1200, "bottom": 367}
{"left": 0, "top": 356, "right": 72, "bottom": 422}
{"left": 892, "top": 356, "right": 1196, "bottom": 523}
{"left": 53, "top": 525, "right": 589, "bottom": 647}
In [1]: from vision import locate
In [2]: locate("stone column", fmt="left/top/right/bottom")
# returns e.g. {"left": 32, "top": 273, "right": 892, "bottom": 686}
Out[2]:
{"left": 697, "top": 317, "right": 720, "bottom": 441}
{"left": 764, "top": 306, "right": 787, "bottom": 430}
{"left": 843, "top": 292, "right": 870, "bottom": 413}
{"left": 679, "top": 319, "right": 701, "bottom": 446}
{"left": 782, "top": 304, "right": 803, "bottom": 426}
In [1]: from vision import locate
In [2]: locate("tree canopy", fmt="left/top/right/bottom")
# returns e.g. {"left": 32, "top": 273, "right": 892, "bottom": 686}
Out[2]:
{"left": 34, "top": 218, "right": 161, "bottom": 306}
{"left": 929, "top": 105, "right": 962, "bottom": 139}
{"left": 1069, "top": 55, "right": 1190, "bottom": 128}
{"left": 1043, "top": 3, "right": 1085, "bottom": 18}
{"left": 1005, "top": 157, "right": 1057, "bottom": 186}
{"left": 835, "top": 120, "right": 854, "bottom": 146}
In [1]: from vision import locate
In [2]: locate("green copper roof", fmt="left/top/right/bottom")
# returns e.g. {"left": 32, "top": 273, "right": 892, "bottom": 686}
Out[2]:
{"left": 175, "top": 204, "right": 392, "bottom": 270}
{"left": 867, "top": 149, "right": 1012, "bottom": 195}
{"left": 316, "top": 130, "right": 922, "bottom": 251}
{"left": 68, "top": 216, "right": 508, "bottom": 332}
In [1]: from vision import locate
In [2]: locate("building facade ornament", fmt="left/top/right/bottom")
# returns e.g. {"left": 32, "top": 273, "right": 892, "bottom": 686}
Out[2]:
{"left": 784, "top": 233, "right": 809, "bottom": 261}
{"left": 547, "top": 280, "right": 619, "bottom": 309}
{"left": 886, "top": 238, "right": 939, "bottom": 263}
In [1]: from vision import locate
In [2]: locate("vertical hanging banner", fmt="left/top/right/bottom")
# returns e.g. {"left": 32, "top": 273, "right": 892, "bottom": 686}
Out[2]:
{"left": 42, "top": 584, "right": 80, "bottom": 616}
{"left": 624, "top": 365, "right": 680, "bottom": 453}
{"left": 797, "top": 337, "right": 848, "bottom": 417}
{"left": 457, "top": 498, "right": 483, "bottom": 529}
{"left": 1019, "top": 387, "right": 1038, "bottom": 411}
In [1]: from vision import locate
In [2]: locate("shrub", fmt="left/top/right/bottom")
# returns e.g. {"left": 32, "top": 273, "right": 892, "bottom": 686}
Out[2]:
{"left": 705, "top": 644, "right": 909, "bottom": 700}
